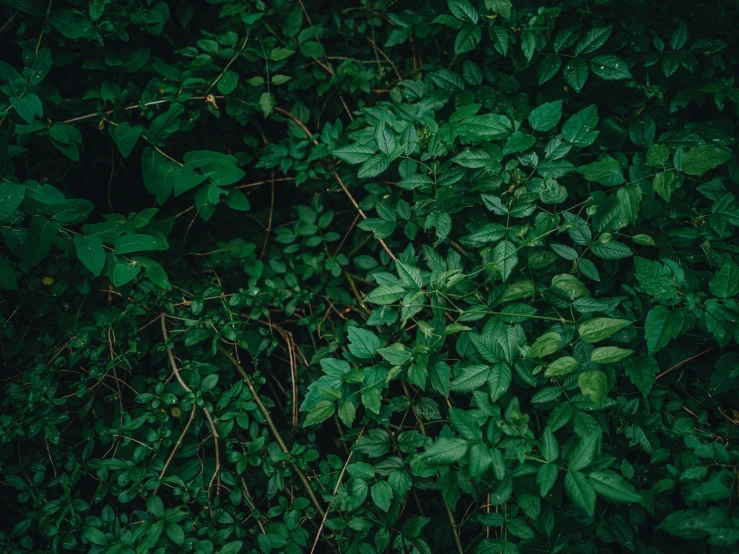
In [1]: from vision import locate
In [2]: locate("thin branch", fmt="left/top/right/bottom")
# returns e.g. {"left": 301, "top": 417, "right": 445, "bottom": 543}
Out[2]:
{"left": 309, "top": 426, "right": 366, "bottom": 554}
{"left": 160, "top": 314, "right": 221, "bottom": 499}
{"left": 366, "top": 36, "right": 402, "bottom": 81}
{"left": 63, "top": 96, "right": 224, "bottom": 125}
{"left": 272, "top": 108, "right": 396, "bottom": 261}
{"left": 656, "top": 347, "right": 714, "bottom": 381}
{"left": 218, "top": 345, "right": 326, "bottom": 518}
{"left": 155, "top": 405, "right": 196, "bottom": 494}
{"left": 260, "top": 171, "right": 275, "bottom": 258}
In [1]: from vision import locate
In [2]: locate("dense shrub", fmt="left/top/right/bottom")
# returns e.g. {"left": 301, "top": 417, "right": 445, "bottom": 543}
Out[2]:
{"left": 2, "top": 0, "right": 739, "bottom": 552}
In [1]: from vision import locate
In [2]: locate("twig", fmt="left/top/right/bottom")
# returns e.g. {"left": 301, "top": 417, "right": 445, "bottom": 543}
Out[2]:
{"left": 62, "top": 96, "right": 225, "bottom": 125}
{"left": 155, "top": 405, "right": 196, "bottom": 494}
{"left": 309, "top": 426, "right": 366, "bottom": 554}
{"left": 445, "top": 499, "right": 464, "bottom": 554}
{"left": 273, "top": 107, "right": 396, "bottom": 260}
{"left": 160, "top": 314, "right": 221, "bottom": 499}
{"left": 260, "top": 170, "right": 275, "bottom": 258}
{"left": 656, "top": 347, "right": 714, "bottom": 381}
{"left": 366, "top": 36, "right": 402, "bottom": 81}
{"left": 218, "top": 345, "right": 325, "bottom": 518}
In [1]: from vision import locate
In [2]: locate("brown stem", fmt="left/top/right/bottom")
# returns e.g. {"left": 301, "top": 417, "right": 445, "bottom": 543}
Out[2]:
{"left": 218, "top": 345, "right": 325, "bottom": 518}
{"left": 155, "top": 405, "right": 196, "bottom": 494}
{"left": 160, "top": 314, "right": 221, "bottom": 498}
{"left": 655, "top": 347, "right": 714, "bottom": 381}
{"left": 308, "top": 426, "right": 366, "bottom": 554}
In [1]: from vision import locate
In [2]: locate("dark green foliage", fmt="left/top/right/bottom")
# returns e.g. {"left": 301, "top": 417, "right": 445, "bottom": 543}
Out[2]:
{"left": 2, "top": 0, "right": 739, "bottom": 553}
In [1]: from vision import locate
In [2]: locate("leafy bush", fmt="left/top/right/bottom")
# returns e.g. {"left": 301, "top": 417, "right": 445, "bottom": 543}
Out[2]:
{"left": 2, "top": 0, "right": 739, "bottom": 552}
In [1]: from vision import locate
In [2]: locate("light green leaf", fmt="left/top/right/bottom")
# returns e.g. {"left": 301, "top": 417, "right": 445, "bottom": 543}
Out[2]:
{"left": 590, "top": 347, "right": 633, "bottom": 364}
{"left": 371, "top": 481, "right": 393, "bottom": 512}
{"left": 564, "top": 58, "right": 589, "bottom": 94}
{"left": 589, "top": 470, "right": 641, "bottom": 503}
{"left": 709, "top": 261, "right": 739, "bottom": 298}
{"left": 494, "top": 240, "right": 517, "bottom": 282}
{"left": 578, "top": 318, "right": 632, "bottom": 342}
{"left": 565, "top": 471, "right": 596, "bottom": 516}
{"left": 113, "top": 234, "right": 168, "bottom": 255}
{"left": 537, "top": 463, "right": 558, "bottom": 497}
{"left": 527, "top": 332, "right": 564, "bottom": 359}
{"left": 645, "top": 306, "right": 683, "bottom": 355}
{"left": 528, "top": 100, "right": 563, "bottom": 132}
{"left": 303, "top": 401, "right": 335, "bottom": 427}
{"left": 577, "top": 156, "right": 621, "bottom": 182}
{"left": 578, "top": 370, "right": 608, "bottom": 406}
{"left": 681, "top": 145, "right": 733, "bottom": 176}
{"left": 544, "top": 356, "right": 579, "bottom": 377}
{"left": 358, "top": 154, "right": 390, "bottom": 179}
{"left": 590, "top": 55, "right": 632, "bottom": 80}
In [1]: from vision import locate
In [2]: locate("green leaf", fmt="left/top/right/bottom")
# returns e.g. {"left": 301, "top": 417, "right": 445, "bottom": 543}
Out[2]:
{"left": 540, "top": 428, "right": 559, "bottom": 462}
{"left": 589, "top": 470, "right": 641, "bottom": 503}
{"left": 623, "top": 355, "right": 659, "bottom": 397}
{"left": 10, "top": 94, "right": 43, "bottom": 123}
{"left": 371, "top": 481, "right": 393, "bottom": 512}
{"left": 544, "top": 356, "right": 579, "bottom": 377}
{"left": 347, "top": 327, "right": 382, "bottom": 358}
{"left": 0, "top": 181, "right": 25, "bottom": 218}
{"left": 537, "top": 463, "right": 558, "bottom": 497}
{"left": 220, "top": 541, "right": 244, "bottom": 554}
{"left": 21, "top": 216, "right": 59, "bottom": 270}
{"left": 138, "top": 257, "right": 171, "bottom": 290}
{"left": 74, "top": 234, "right": 106, "bottom": 276}
{"left": 503, "top": 132, "right": 536, "bottom": 156}
{"left": 709, "top": 262, "right": 739, "bottom": 299}
{"left": 217, "top": 70, "right": 239, "bottom": 95}
{"left": 333, "top": 143, "right": 376, "bottom": 164}
{"left": 259, "top": 92, "right": 275, "bottom": 116}
{"left": 681, "top": 145, "right": 733, "bottom": 176}
{"left": 575, "top": 26, "right": 613, "bottom": 56}
{"left": 552, "top": 274, "right": 590, "bottom": 300}
{"left": 646, "top": 143, "right": 669, "bottom": 166}
{"left": 358, "top": 154, "right": 390, "bottom": 179}
{"left": 113, "top": 234, "right": 168, "bottom": 255}
{"left": 367, "top": 284, "right": 405, "bottom": 305}
{"left": 578, "top": 371, "right": 608, "bottom": 406}
{"left": 565, "top": 471, "right": 596, "bottom": 516}
{"left": 304, "top": 401, "right": 335, "bottom": 427}
{"left": 653, "top": 170, "right": 675, "bottom": 202}
{"left": 448, "top": 0, "right": 479, "bottom": 24}
{"left": 0, "top": 257, "right": 17, "bottom": 290}
{"left": 419, "top": 438, "right": 468, "bottom": 464}
{"left": 487, "top": 363, "right": 511, "bottom": 402}
{"left": 493, "top": 240, "right": 517, "bottom": 281}
{"left": 450, "top": 408, "right": 482, "bottom": 440}
{"left": 537, "top": 56, "right": 562, "bottom": 85}
{"left": 374, "top": 122, "right": 396, "bottom": 155}
{"left": 564, "top": 58, "right": 589, "bottom": 93}
{"left": 590, "top": 55, "right": 632, "bottom": 80}
{"left": 590, "top": 347, "right": 633, "bottom": 364}
{"left": 112, "top": 261, "right": 141, "bottom": 287}
{"left": 577, "top": 156, "right": 621, "bottom": 182}
{"left": 110, "top": 123, "right": 143, "bottom": 158}
{"left": 48, "top": 9, "right": 92, "bottom": 39}
{"left": 528, "top": 100, "right": 563, "bottom": 133}
{"left": 450, "top": 364, "right": 490, "bottom": 393}
{"left": 455, "top": 25, "right": 481, "bottom": 54}
{"left": 644, "top": 306, "right": 683, "bottom": 355}
{"left": 146, "top": 495, "right": 165, "bottom": 518}
{"left": 485, "top": 0, "right": 511, "bottom": 20}
{"left": 527, "top": 332, "right": 564, "bottom": 358}
{"left": 578, "top": 318, "right": 632, "bottom": 342}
